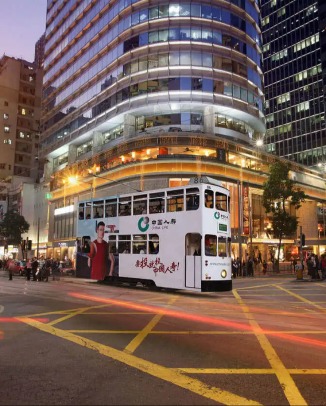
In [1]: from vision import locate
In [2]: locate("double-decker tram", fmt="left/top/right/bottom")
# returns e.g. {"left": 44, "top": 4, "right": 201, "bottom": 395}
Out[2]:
{"left": 76, "top": 176, "right": 232, "bottom": 292}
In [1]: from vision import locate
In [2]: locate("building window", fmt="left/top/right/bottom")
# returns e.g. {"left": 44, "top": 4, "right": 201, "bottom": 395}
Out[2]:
{"left": 4, "top": 139, "right": 12, "bottom": 144}
{"left": 0, "top": 163, "right": 5, "bottom": 169}
{"left": 21, "top": 108, "right": 26, "bottom": 115}
{"left": 4, "top": 101, "right": 8, "bottom": 106}
{"left": 4, "top": 126, "right": 10, "bottom": 133}
{"left": 3, "top": 113, "right": 9, "bottom": 120}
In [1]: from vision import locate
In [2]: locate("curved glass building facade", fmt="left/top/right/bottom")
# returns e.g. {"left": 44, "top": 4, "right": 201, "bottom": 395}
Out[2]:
{"left": 42, "top": 0, "right": 264, "bottom": 167}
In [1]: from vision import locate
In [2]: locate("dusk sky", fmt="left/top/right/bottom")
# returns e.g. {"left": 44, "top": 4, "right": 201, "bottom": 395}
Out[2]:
{"left": 0, "top": 0, "right": 47, "bottom": 62}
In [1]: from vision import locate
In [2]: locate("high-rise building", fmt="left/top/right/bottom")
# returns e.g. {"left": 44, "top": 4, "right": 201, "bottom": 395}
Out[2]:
{"left": 34, "top": 33, "right": 46, "bottom": 69}
{"left": 261, "top": 0, "right": 326, "bottom": 170}
{"left": 0, "top": 56, "right": 42, "bottom": 181}
{"left": 42, "top": 0, "right": 264, "bottom": 179}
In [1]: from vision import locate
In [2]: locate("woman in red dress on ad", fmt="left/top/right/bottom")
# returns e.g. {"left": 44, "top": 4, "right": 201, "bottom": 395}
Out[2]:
{"left": 88, "top": 221, "right": 109, "bottom": 280}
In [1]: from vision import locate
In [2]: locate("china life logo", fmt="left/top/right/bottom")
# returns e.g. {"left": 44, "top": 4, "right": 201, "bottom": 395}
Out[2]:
{"left": 138, "top": 217, "right": 150, "bottom": 232}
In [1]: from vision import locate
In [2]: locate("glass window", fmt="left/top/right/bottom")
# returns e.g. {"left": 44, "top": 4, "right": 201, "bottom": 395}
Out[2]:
{"left": 149, "top": 31, "right": 159, "bottom": 44}
{"left": 205, "top": 189, "right": 214, "bottom": 208}
{"left": 186, "top": 188, "right": 200, "bottom": 211}
{"left": 191, "top": 4, "right": 201, "bottom": 17}
{"left": 218, "top": 236, "right": 227, "bottom": 257}
{"left": 205, "top": 234, "right": 217, "bottom": 256}
{"left": 202, "top": 5, "right": 212, "bottom": 18}
{"left": 149, "top": 234, "right": 159, "bottom": 254}
{"left": 180, "top": 28, "right": 191, "bottom": 40}
{"left": 215, "top": 192, "right": 227, "bottom": 211}
{"left": 170, "top": 51, "right": 180, "bottom": 65}
{"left": 191, "top": 28, "right": 202, "bottom": 40}
{"left": 93, "top": 200, "right": 104, "bottom": 218}
{"left": 169, "top": 4, "right": 180, "bottom": 16}
{"left": 192, "top": 51, "right": 201, "bottom": 66}
{"left": 119, "top": 197, "right": 131, "bottom": 216}
{"left": 180, "top": 77, "right": 191, "bottom": 90}
{"left": 180, "top": 51, "right": 191, "bottom": 66}
{"left": 168, "top": 28, "right": 179, "bottom": 41}
{"left": 108, "top": 235, "right": 117, "bottom": 254}
{"left": 139, "top": 9, "right": 148, "bottom": 22}
{"left": 149, "top": 192, "right": 165, "bottom": 213}
{"left": 180, "top": 4, "right": 191, "bottom": 16}
{"left": 159, "top": 5, "right": 169, "bottom": 17}
{"left": 78, "top": 203, "right": 85, "bottom": 220}
{"left": 149, "top": 6, "right": 159, "bottom": 19}
{"left": 133, "top": 194, "right": 147, "bottom": 215}
{"left": 105, "top": 198, "right": 117, "bottom": 217}
{"left": 159, "top": 30, "right": 169, "bottom": 42}
{"left": 118, "top": 235, "right": 131, "bottom": 253}
{"left": 85, "top": 202, "right": 92, "bottom": 219}
{"left": 167, "top": 189, "right": 184, "bottom": 212}
{"left": 132, "top": 235, "right": 147, "bottom": 254}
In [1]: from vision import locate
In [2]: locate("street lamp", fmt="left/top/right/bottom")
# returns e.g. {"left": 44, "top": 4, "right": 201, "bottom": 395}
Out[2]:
{"left": 67, "top": 175, "right": 94, "bottom": 199}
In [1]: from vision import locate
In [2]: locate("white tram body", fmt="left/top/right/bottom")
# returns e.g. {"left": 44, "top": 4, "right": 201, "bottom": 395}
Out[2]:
{"left": 76, "top": 176, "right": 232, "bottom": 292}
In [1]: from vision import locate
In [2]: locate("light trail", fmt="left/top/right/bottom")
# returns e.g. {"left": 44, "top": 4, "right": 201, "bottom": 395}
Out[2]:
{"left": 69, "top": 292, "right": 326, "bottom": 348}
{"left": 0, "top": 317, "right": 49, "bottom": 323}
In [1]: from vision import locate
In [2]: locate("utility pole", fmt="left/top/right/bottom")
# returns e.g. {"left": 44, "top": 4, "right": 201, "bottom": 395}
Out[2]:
{"left": 36, "top": 217, "right": 40, "bottom": 259}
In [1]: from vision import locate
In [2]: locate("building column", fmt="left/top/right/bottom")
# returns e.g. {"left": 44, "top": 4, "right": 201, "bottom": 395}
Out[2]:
{"left": 68, "top": 145, "right": 77, "bottom": 164}
{"left": 123, "top": 114, "right": 136, "bottom": 138}
{"left": 93, "top": 131, "right": 103, "bottom": 150}
{"left": 203, "top": 106, "right": 215, "bottom": 134}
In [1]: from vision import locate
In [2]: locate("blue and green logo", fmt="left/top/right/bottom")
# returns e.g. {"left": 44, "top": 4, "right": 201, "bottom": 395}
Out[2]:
{"left": 214, "top": 212, "right": 220, "bottom": 220}
{"left": 138, "top": 216, "right": 150, "bottom": 232}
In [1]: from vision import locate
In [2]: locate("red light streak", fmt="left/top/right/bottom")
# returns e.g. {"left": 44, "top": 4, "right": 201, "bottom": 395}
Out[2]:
{"left": 69, "top": 292, "right": 326, "bottom": 348}
{"left": 0, "top": 317, "right": 49, "bottom": 323}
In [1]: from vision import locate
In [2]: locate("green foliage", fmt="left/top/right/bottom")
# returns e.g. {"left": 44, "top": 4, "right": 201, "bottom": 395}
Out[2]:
{"left": 262, "top": 162, "right": 306, "bottom": 266}
{"left": 0, "top": 210, "right": 30, "bottom": 245}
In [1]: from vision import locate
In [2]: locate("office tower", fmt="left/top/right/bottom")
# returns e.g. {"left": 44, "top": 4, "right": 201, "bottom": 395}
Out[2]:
{"left": 0, "top": 56, "right": 42, "bottom": 181}
{"left": 42, "top": 0, "right": 264, "bottom": 185}
{"left": 261, "top": 0, "right": 326, "bottom": 170}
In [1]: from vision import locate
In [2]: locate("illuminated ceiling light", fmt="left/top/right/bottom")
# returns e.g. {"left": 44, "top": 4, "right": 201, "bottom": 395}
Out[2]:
{"left": 121, "top": 156, "right": 125, "bottom": 162}
{"left": 131, "top": 151, "right": 136, "bottom": 159}
{"left": 146, "top": 149, "right": 150, "bottom": 155}
{"left": 205, "top": 150, "right": 209, "bottom": 157}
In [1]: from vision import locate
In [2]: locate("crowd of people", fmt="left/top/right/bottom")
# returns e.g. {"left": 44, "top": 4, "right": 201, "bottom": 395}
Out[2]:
{"left": 231, "top": 252, "right": 326, "bottom": 280}
{"left": 1, "top": 257, "right": 73, "bottom": 281}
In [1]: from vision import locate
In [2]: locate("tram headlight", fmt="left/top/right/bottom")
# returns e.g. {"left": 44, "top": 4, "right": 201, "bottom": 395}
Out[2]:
{"left": 221, "top": 269, "right": 227, "bottom": 279}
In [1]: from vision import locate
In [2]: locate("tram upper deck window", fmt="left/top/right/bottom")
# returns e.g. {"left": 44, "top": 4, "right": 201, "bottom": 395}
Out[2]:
{"left": 215, "top": 192, "right": 227, "bottom": 211}
{"left": 149, "top": 192, "right": 165, "bottom": 213}
{"left": 105, "top": 198, "right": 117, "bottom": 217}
{"left": 85, "top": 202, "right": 92, "bottom": 219}
{"left": 205, "top": 234, "right": 217, "bottom": 256}
{"left": 133, "top": 194, "right": 147, "bottom": 215}
{"left": 119, "top": 196, "right": 131, "bottom": 216}
{"left": 205, "top": 189, "right": 214, "bottom": 208}
{"left": 186, "top": 187, "right": 199, "bottom": 210}
{"left": 93, "top": 200, "right": 104, "bottom": 218}
{"left": 167, "top": 189, "right": 184, "bottom": 212}
{"left": 78, "top": 203, "right": 85, "bottom": 219}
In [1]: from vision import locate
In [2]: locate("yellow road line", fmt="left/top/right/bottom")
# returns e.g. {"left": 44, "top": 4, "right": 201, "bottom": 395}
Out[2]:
{"left": 233, "top": 289, "right": 307, "bottom": 406}
{"left": 124, "top": 296, "right": 178, "bottom": 354}
{"left": 48, "top": 304, "right": 109, "bottom": 326}
{"left": 176, "top": 368, "right": 326, "bottom": 375}
{"left": 68, "top": 330, "right": 140, "bottom": 334}
{"left": 236, "top": 283, "right": 286, "bottom": 290}
{"left": 17, "top": 317, "right": 261, "bottom": 406}
{"left": 274, "top": 285, "right": 326, "bottom": 312}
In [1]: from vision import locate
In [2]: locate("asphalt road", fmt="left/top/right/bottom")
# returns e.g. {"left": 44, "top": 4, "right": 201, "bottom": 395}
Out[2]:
{"left": 0, "top": 271, "right": 325, "bottom": 405}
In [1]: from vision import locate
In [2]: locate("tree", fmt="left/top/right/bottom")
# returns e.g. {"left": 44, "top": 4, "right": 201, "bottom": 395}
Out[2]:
{"left": 0, "top": 210, "right": 30, "bottom": 245}
{"left": 262, "top": 162, "right": 306, "bottom": 270}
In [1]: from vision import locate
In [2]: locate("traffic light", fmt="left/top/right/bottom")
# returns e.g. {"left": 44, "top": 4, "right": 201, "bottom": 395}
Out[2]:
{"left": 301, "top": 234, "right": 305, "bottom": 247}
{"left": 27, "top": 240, "right": 32, "bottom": 250}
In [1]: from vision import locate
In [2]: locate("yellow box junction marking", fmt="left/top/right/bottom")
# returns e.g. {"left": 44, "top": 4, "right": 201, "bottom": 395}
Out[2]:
{"left": 274, "top": 285, "right": 326, "bottom": 312}
{"left": 17, "top": 317, "right": 261, "bottom": 406}
{"left": 233, "top": 289, "right": 308, "bottom": 406}
{"left": 124, "top": 295, "right": 178, "bottom": 354}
